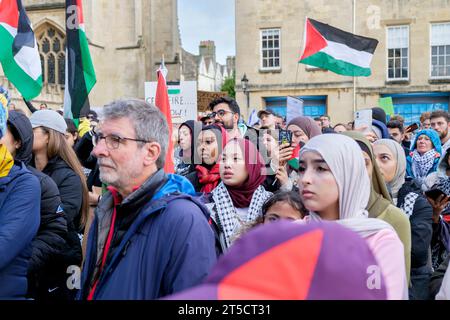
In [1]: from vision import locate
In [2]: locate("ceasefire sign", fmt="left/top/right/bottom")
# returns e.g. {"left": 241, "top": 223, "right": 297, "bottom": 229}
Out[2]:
{"left": 145, "top": 81, "right": 197, "bottom": 124}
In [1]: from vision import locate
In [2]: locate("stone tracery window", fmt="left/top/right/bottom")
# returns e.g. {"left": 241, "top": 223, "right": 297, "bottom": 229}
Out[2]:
{"left": 36, "top": 25, "right": 65, "bottom": 86}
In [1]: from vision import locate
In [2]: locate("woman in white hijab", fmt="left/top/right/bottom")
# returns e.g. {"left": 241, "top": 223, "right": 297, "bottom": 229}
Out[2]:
{"left": 374, "top": 139, "right": 433, "bottom": 300}
{"left": 298, "top": 134, "right": 408, "bottom": 299}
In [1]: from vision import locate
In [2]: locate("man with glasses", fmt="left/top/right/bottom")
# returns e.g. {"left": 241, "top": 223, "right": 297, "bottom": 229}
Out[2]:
{"left": 319, "top": 114, "right": 332, "bottom": 130}
{"left": 78, "top": 99, "right": 217, "bottom": 300}
{"left": 208, "top": 96, "right": 258, "bottom": 141}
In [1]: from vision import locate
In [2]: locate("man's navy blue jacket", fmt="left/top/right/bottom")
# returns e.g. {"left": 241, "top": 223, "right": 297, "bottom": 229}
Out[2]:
{"left": 78, "top": 170, "right": 217, "bottom": 300}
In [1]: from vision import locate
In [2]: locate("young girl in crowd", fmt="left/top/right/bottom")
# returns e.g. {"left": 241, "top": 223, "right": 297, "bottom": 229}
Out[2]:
{"left": 30, "top": 110, "right": 89, "bottom": 300}
{"left": 187, "top": 124, "right": 227, "bottom": 192}
{"left": 205, "top": 138, "right": 272, "bottom": 251}
{"left": 374, "top": 139, "right": 433, "bottom": 300}
{"left": 175, "top": 120, "right": 202, "bottom": 176}
{"left": 406, "top": 129, "right": 442, "bottom": 183}
{"left": 343, "top": 131, "right": 412, "bottom": 280}
{"left": 298, "top": 134, "right": 408, "bottom": 299}
{"left": 261, "top": 191, "right": 306, "bottom": 223}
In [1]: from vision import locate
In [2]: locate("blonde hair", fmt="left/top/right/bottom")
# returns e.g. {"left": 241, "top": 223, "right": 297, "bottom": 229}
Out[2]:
{"left": 45, "top": 128, "right": 89, "bottom": 228}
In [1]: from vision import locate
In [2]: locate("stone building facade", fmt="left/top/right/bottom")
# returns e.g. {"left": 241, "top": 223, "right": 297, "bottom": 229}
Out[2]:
{"left": 0, "top": 0, "right": 183, "bottom": 111}
{"left": 182, "top": 40, "right": 235, "bottom": 92}
{"left": 235, "top": 0, "right": 450, "bottom": 125}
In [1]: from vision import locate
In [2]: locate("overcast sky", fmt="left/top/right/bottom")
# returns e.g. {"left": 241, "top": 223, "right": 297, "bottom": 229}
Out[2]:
{"left": 178, "top": 0, "right": 235, "bottom": 65}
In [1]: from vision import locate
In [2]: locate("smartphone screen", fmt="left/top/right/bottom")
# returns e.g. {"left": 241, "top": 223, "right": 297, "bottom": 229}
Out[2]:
{"left": 405, "top": 123, "right": 419, "bottom": 133}
{"left": 278, "top": 129, "right": 292, "bottom": 145}
{"left": 354, "top": 109, "right": 373, "bottom": 133}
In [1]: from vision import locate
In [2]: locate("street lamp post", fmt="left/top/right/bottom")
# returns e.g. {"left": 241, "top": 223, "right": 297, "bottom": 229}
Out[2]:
{"left": 241, "top": 73, "right": 250, "bottom": 111}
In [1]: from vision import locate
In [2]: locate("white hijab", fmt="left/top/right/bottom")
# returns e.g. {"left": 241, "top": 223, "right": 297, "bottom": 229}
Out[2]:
{"left": 300, "top": 134, "right": 394, "bottom": 238}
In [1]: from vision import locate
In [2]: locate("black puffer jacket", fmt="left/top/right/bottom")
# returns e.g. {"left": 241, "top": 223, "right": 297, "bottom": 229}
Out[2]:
{"left": 26, "top": 167, "right": 66, "bottom": 272}
{"left": 35, "top": 156, "right": 83, "bottom": 300}
{"left": 7, "top": 111, "right": 68, "bottom": 298}
{"left": 40, "top": 156, "right": 83, "bottom": 233}
{"left": 74, "top": 132, "right": 101, "bottom": 190}
{"left": 397, "top": 178, "right": 433, "bottom": 300}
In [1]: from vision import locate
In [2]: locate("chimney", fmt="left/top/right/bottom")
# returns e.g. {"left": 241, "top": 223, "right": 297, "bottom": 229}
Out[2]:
{"left": 226, "top": 56, "right": 235, "bottom": 73}
{"left": 199, "top": 40, "right": 216, "bottom": 63}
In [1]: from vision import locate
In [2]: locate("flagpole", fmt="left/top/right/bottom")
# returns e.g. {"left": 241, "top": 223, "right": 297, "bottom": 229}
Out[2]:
{"left": 353, "top": 0, "right": 357, "bottom": 113}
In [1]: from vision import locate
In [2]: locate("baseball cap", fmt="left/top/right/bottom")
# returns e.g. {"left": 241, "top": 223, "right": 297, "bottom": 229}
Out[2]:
{"left": 30, "top": 110, "right": 67, "bottom": 135}
{"left": 257, "top": 109, "right": 275, "bottom": 119}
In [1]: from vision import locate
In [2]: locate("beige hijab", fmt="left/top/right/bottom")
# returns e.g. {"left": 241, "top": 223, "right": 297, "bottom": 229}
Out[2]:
{"left": 300, "top": 134, "right": 394, "bottom": 238}
{"left": 342, "top": 131, "right": 393, "bottom": 218}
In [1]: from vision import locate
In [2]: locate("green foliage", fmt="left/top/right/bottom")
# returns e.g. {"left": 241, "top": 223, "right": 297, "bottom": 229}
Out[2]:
{"left": 221, "top": 73, "right": 235, "bottom": 98}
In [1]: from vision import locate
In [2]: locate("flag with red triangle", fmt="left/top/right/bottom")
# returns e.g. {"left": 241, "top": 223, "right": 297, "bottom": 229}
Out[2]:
{"left": 299, "top": 18, "right": 378, "bottom": 77}
{"left": 155, "top": 63, "right": 174, "bottom": 173}
{"left": 0, "top": 0, "right": 42, "bottom": 100}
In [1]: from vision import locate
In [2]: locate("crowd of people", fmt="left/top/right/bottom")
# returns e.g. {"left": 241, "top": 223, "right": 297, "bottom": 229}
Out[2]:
{"left": 1, "top": 84, "right": 450, "bottom": 300}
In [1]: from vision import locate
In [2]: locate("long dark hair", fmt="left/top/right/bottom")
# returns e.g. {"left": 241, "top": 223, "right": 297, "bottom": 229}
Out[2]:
{"left": 45, "top": 128, "right": 89, "bottom": 228}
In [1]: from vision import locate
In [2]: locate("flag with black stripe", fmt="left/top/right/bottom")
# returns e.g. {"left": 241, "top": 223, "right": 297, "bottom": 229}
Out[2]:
{"left": 299, "top": 18, "right": 379, "bottom": 77}
{"left": 64, "top": 0, "right": 96, "bottom": 119}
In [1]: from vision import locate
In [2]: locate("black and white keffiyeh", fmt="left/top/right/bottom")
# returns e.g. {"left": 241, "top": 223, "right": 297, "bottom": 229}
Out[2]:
{"left": 412, "top": 149, "right": 437, "bottom": 180}
{"left": 400, "top": 192, "right": 419, "bottom": 218}
{"left": 211, "top": 182, "right": 272, "bottom": 248}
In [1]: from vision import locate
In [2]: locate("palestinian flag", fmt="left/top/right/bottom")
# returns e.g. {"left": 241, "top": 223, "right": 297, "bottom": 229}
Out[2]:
{"left": 299, "top": 18, "right": 378, "bottom": 77}
{"left": 287, "top": 144, "right": 300, "bottom": 170}
{"left": 64, "top": 0, "right": 96, "bottom": 119}
{"left": 155, "top": 63, "right": 175, "bottom": 174}
{"left": 0, "top": 0, "right": 42, "bottom": 100}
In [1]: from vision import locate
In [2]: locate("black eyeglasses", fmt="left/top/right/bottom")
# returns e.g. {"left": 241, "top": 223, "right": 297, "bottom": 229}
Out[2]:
{"left": 92, "top": 132, "right": 151, "bottom": 150}
{"left": 209, "top": 110, "right": 234, "bottom": 118}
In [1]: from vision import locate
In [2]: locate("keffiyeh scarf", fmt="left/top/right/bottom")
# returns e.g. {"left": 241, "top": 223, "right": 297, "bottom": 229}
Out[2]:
{"left": 412, "top": 149, "right": 437, "bottom": 180}
{"left": 211, "top": 182, "right": 272, "bottom": 248}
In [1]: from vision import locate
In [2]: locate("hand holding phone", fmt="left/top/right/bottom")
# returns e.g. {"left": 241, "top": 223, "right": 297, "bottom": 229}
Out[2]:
{"left": 405, "top": 123, "right": 419, "bottom": 134}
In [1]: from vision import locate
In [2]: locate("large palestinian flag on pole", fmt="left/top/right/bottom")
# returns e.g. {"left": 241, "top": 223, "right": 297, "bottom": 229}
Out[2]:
{"left": 0, "top": 0, "right": 42, "bottom": 100}
{"left": 64, "top": 0, "right": 96, "bottom": 119}
{"left": 299, "top": 18, "right": 378, "bottom": 77}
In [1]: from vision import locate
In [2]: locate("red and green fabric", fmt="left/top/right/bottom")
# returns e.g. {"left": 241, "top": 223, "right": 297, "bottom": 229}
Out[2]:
{"left": 167, "top": 221, "right": 388, "bottom": 300}
{"left": 299, "top": 18, "right": 378, "bottom": 77}
{"left": 287, "top": 144, "right": 301, "bottom": 170}
{"left": 0, "top": 0, "right": 42, "bottom": 100}
{"left": 63, "top": 0, "right": 96, "bottom": 119}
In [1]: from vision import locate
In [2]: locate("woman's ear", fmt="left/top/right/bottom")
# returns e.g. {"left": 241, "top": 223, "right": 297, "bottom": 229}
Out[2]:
{"left": 15, "top": 140, "right": 22, "bottom": 151}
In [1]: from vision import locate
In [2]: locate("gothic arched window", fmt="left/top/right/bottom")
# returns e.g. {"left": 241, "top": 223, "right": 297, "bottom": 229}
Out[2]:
{"left": 36, "top": 25, "right": 65, "bottom": 86}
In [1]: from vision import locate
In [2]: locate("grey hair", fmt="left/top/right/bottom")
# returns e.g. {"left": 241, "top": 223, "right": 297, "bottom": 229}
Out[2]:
{"left": 100, "top": 98, "right": 169, "bottom": 169}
